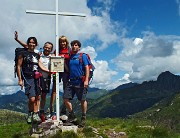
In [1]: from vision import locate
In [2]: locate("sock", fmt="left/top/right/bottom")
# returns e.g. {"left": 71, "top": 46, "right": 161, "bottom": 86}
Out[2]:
{"left": 82, "top": 112, "right": 86, "bottom": 117}
{"left": 40, "top": 110, "right": 44, "bottom": 114}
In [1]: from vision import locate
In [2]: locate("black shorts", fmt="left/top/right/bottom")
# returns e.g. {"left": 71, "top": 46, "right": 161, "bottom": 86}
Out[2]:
{"left": 53, "top": 72, "right": 69, "bottom": 90}
{"left": 41, "top": 76, "right": 51, "bottom": 93}
{"left": 63, "top": 83, "right": 88, "bottom": 101}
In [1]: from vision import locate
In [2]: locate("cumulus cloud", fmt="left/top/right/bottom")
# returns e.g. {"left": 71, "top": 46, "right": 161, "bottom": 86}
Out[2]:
{"left": 0, "top": 86, "right": 21, "bottom": 95}
{"left": 106, "top": 73, "right": 131, "bottom": 90}
{"left": 1, "top": 0, "right": 180, "bottom": 95}
{"left": 81, "top": 46, "right": 118, "bottom": 89}
{"left": 176, "top": 0, "right": 180, "bottom": 16}
{"left": 0, "top": 0, "right": 121, "bottom": 94}
{"left": 113, "top": 31, "right": 180, "bottom": 83}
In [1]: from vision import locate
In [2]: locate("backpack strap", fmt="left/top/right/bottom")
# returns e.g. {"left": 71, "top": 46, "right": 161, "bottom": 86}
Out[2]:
{"left": 79, "top": 53, "right": 84, "bottom": 64}
{"left": 79, "top": 53, "right": 94, "bottom": 70}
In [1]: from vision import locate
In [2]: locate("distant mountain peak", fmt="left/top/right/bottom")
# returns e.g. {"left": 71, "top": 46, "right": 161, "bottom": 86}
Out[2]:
{"left": 157, "top": 71, "right": 177, "bottom": 81}
{"left": 156, "top": 71, "right": 180, "bottom": 91}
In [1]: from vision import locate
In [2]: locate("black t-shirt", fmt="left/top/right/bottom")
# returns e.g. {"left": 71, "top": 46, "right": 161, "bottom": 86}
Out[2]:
{"left": 21, "top": 51, "right": 40, "bottom": 79}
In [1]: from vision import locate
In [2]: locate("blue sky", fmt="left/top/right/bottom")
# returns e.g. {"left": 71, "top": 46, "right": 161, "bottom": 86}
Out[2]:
{"left": 0, "top": 0, "right": 180, "bottom": 95}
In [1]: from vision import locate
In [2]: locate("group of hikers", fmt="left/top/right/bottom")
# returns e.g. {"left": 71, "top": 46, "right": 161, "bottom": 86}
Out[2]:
{"left": 14, "top": 31, "right": 92, "bottom": 128}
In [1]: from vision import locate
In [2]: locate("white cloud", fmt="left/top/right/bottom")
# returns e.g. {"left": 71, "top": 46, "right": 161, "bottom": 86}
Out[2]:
{"left": 176, "top": 0, "right": 180, "bottom": 16}
{"left": 0, "top": 0, "right": 122, "bottom": 94}
{"left": 0, "top": 56, "right": 17, "bottom": 86}
{"left": 113, "top": 31, "right": 180, "bottom": 83}
{"left": 80, "top": 46, "right": 97, "bottom": 60}
{"left": 0, "top": 86, "right": 21, "bottom": 95}
{"left": 133, "top": 38, "right": 143, "bottom": 45}
{"left": 81, "top": 46, "right": 118, "bottom": 89}
{"left": 1, "top": 0, "right": 180, "bottom": 94}
{"left": 105, "top": 73, "right": 131, "bottom": 90}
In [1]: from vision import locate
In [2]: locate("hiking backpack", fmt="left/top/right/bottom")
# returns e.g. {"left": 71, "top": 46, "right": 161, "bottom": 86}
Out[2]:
{"left": 79, "top": 53, "right": 95, "bottom": 84}
{"left": 14, "top": 48, "right": 27, "bottom": 78}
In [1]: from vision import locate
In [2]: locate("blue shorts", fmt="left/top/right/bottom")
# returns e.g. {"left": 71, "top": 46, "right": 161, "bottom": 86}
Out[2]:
{"left": 63, "top": 83, "right": 88, "bottom": 101}
{"left": 24, "top": 78, "right": 41, "bottom": 98}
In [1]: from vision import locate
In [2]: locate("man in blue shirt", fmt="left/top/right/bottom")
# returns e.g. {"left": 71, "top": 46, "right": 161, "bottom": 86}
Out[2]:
{"left": 63, "top": 40, "right": 90, "bottom": 127}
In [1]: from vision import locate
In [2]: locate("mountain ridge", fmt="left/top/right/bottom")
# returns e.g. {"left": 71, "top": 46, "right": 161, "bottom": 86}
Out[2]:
{"left": 87, "top": 71, "right": 180, "bottom": 118}
{"left": 0, "top": 71, "right": 180, "bottom": 117}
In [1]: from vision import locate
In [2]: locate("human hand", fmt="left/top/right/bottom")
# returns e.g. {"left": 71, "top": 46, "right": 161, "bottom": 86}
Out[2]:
{"left": 14, "top": 31, "right": 18, "bottom": 40}
{"left": 84, "top": 80, "right": 88, "bottom": 88}
{"left": 18, "top": 79, "right": 23, "bottom": 87}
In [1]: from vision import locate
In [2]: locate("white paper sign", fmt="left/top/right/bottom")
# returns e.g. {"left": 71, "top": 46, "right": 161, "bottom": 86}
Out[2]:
{"left": 50, "top": 56, "right": 64, "bottom": 72}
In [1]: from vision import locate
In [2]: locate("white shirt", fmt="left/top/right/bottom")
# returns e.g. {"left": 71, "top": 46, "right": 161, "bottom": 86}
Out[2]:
{"left": 39, "top": 53, "right": 51, "bottom": 78}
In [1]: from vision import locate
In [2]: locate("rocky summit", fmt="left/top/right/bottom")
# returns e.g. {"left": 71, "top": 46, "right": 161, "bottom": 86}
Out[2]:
{"left": 30, "top": 117, "right": 78, "bottom": 138}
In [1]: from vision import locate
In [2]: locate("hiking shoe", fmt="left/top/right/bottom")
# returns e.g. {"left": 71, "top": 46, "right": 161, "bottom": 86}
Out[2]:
{"left": 44, "top": 109, "right": 51, "bottom": 120}
{"left": 39, "top": 110, "right": 45, "bottom": 122}
{"left": 26, "top": 112, "right": 33, "bottom": 124}
{"left": 78, "top": 116, "right": 86, "bottom": 128}
{"left": 32, "top": 112, "right": 42, "bottom": 123}
{"left": 50, "top": 112, "right": 56, "bottom": 117}
{"left": 40, "top": 113, "right": 45, "bottom": 122}
{"left": 60, "top": 115, "right": 68, "bottom": 123}
{"left": 50, "top": 112, "right": 56, "bottom": 120}
{"left": 68, "top": 112, "right": 77, "bottom": 123}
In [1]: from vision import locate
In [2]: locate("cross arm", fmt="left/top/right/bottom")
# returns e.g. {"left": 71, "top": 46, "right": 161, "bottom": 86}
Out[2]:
{"left": 26, "top": 10, "right": 86, "bottom": 17}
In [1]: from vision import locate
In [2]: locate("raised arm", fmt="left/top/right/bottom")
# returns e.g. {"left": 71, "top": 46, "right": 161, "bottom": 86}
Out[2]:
{"left": 14, "top": 31, "right": 28, "bottom": 48}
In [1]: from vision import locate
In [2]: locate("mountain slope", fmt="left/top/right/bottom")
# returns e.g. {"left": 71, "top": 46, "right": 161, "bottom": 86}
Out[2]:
{"left": 88, "top": 71, "right": 180, "bottom": 118}
{"left": 132, "top": 93, "right": 180, "bottom": 132}
{"left": 0, "top": 109, "right": 26, "bottom": 125}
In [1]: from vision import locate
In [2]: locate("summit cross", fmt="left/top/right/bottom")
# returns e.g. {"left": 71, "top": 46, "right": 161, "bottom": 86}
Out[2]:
{"left": 26, "top": 0, "right": 86, "bottom": 121}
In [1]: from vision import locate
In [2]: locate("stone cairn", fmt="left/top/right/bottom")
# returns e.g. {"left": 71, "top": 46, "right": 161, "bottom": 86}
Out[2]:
{"left": 30, "top": 115, "right": 78, "bottom": 138}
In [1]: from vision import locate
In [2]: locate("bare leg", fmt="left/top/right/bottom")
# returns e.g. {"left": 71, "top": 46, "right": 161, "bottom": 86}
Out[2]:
{"left": 64, "top": 99, "right": 73, "bottom": 112}
{"left": 81, "top": 100, "right": 87, "bottom": 114}
{"left": 34, "top": 95, "right": 41, "bottom": 113}
{"left": 40, "top": 92, "right": 46, "bottom": 111}
{"left": 29, "top": 97, "right": 35, "bottom": 112}
{"left": 50, "top": 81, "right": 56, "bottom": 113}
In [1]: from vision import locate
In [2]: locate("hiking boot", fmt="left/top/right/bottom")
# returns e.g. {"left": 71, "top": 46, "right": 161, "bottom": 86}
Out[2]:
{"left": 78, "top": 115, "right": 86, "bottom": 128}
{"left": 39, "top": 110, "right": 45, "bottom": 122}
{"left": 26, "top": 112, "right": 33, "bottom": 124}
{"left": 44, "top": 108, "right": 51, "bottom": 120}
{"left": 32, "top": 112, "right": 42, "bottom": 123}
{"left": 40, "top": 113, "right": 45, "bottom": 122}
{"left": 60, "top": 115, "right": 68, "bottom": 123}
{"left": 50, "top": 112, "right": 56, "bottom": 120}
{"left": 68, "top": 111, "right": 77, "bottom": 123}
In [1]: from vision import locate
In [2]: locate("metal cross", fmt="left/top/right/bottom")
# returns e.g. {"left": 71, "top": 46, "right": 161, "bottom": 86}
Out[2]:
{"left": 26, "top": 0, "right": 86, "bottom": 121}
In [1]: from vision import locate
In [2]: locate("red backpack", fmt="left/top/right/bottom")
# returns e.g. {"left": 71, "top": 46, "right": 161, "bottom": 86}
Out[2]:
{"left": 79, "top": 53, "right": 95, "bottom": 84}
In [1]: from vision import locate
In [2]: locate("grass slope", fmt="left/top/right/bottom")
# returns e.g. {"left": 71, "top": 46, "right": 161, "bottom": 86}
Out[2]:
{"left": 0, "top": 109, "right": 26, "bottom": 125}
{"left": 132, "top": 93, "right": 180, "bottom": 132}
{"left": 0, "top": 115, "right": 179, "bottom": 138}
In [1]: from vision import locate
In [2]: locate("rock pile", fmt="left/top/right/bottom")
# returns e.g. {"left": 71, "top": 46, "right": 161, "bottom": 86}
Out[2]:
{"left": 30, "top": 118, "right": 78, "bottom": 138}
